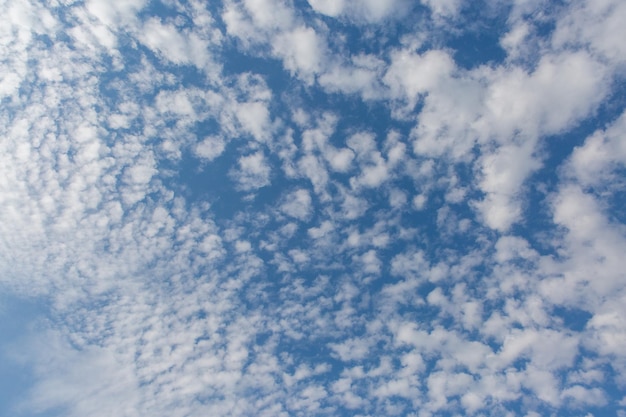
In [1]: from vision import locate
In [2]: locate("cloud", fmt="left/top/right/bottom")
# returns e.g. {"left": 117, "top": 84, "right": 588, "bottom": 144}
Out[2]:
{"left": 280, "top": 189, "right": 313, "bottom": 220}
{"left": 222, "top": 0, "right": 328, "bottom": 83}
{"left": 473, "top": 142, "right": 541, "bottom": 231}
{"left": 272, "top": 26, "right": 326, "bottom": 80}
{"left": 12, "top": 330, "right": 140, "bottom": 417}
{"left": 235, "top": 101, "right": 272, "bottom": 141}
{"left": 2, "top": 0, "right": 626, "bottom": 416}
{"left": 306, "top": 0, "right": 345, "bottom": 18}
{"left": 345, "top": 132, "right": 407, "bottom": 191}
{"left": 307, "top": 0, "right": 409, "bottom": 22}
{"left": 420, "top": 0, "right": 462, "bottom": 20}
{"left": 194, "top": 135, "right": 226, "bottom": 161}
{"left": 138, "top": 18, "right": 215, "bottom": 69}
{"left": 552, "top": 0, "right": 626, "bottom": 66}
{"left": 231, "top": 151, "right": 272, "bottom": 191}
{"left": 317, "top": 54, "right": 385, "bottom": 99}
{"left": 567, "top": 109, "right": 626, "bottom": 186}
{"left": 384, "top": 49, "right": 456, "bottom": 112}
{"left": 84, "top": 0, "right": 146, "bottom": 28}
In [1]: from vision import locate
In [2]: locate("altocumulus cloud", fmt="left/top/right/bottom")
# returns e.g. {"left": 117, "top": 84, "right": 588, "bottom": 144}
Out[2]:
{"left": 1, "top": 0, "right": 626, "bottom": 416}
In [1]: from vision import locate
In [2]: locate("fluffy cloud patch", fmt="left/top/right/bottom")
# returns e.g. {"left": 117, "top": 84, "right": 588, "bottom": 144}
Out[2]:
{"left": 231, "top": 151, "right": 271, "bottom": 191}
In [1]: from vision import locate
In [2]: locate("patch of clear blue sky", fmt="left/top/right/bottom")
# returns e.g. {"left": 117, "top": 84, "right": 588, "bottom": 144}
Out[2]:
{"left": 0, "top": 295, "right": 52, "bottom": 417}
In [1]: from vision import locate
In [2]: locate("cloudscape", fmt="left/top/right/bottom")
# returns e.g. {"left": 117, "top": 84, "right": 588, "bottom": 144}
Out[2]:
{"left": 1, "top": 0, "right": 626, "bottom": 416}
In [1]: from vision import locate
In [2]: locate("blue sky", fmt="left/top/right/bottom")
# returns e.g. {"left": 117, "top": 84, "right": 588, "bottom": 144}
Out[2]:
{"left": 1, "top": 0, "right": 626, "bottom": 416}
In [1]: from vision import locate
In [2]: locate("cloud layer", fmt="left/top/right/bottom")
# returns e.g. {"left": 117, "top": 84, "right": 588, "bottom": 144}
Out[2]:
{"left": 1, "top": 0, "right": 626, "bottom": 416}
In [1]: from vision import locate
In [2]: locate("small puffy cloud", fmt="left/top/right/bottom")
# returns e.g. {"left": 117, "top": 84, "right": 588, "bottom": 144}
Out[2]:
{"left": 195, "top": 136, "right": 226, "bottom": 161}
{"left": 121, "top": 155, "right": 157, "bottom": 205}
{"left": 140, "top": 18, "right": 192, "bottom": 64}
{"left": 318, "top": 54, "right": 385, "bottom": 99}
{"left": 473, "top": 142, "right": 541, "bottom": 231}
{"left": 384, "top": 49, "right": 455, "bottom": 105}
{"left": 308, "top": 0, "right": 408, "bottom": 22}
{"left": 272, "top": 26, "right": 326, "bottom": 80}
{"left": 325, "top": 147, "right": 354, "bottom": 173}
{"left": 329, "top": 337, "right": 371, "bottom": 361}
{"left": 389, "top": 188, "right": 407, "bottom": 208}
{"left": 352, "top": 158, "right": 389, "bottom": 188}
{"left": 236, "top": 101, "right": 272, "bottom": 142}
{"left": 483, "top": 51, "right": 608, "bottom": 138}
{"left": 155, "top": 89, "right": 196, "bottom": 117}
{"left": 235, "top": 240, "right": 252, "bottom": 253}
{"left": 231, "top": 151, "right": 271, "bottom": 191}
{"left": 421, "top": 0, "right": 462, "bottom": 20}
{"left": 138, "top": 18, "right": 213, "bottom": 68}
{"left": 308, "top": 220, "right": 333, "bottom": 239}
{"left": 354, "top": 249, "right": 382, "bottom": 275}
{"left": 494, "top": 236, "right": 538, "bottom": 263}
{"left": 347, "top": 131, "right": 404, "bottom": 189}
{"left": 307, "top": 0, "right": 345, "bottom": 17}
{"left": 281, "top": 189, "right": 313, "bottom": 220}
{"left": 500, "top": 22, "right": 532, "bottom": 59}
{"left": 298, "top": 154, "right": 329, "bottom": 196}
{"left": 242, "top": 0, "right": 295, "bottom": 31}
{"left": 85, "top": 0, "right": 146, "bottom": 27}
{"left": 347, "top": 131, "right": 376, "bottom": 157}
{"left": 412, "top": 194, "right": 427, "bottom": 210}
{"left": 552, "top": 0, "right": 626, "bottom": 66}
{"left": 474, "top": 193, "right": 521, "bottom": 232}
{"left": 339, "top": 191, "right": 368, "bottom": 220}
{"left": 567, "top": 109, "right": 626, "bottom": 186}
{"left": 561, "top": 386, "right": 607, "bottom": 407}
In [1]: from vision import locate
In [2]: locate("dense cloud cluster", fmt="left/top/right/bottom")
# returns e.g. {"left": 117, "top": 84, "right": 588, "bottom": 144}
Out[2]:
{"left": 1, "top": 0, "right": 626, "bottom": 416}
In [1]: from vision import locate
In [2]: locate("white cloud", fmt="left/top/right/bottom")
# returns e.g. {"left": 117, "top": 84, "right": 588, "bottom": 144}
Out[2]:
{"left": 326, "top": 147, "right": 354, "bottom": 172}
{"left": 473, "top": 142, "right": 541, "bottom": 231}
{"left": 354, "top": 249, "right": 382, "bottom": 275}
{"left": 420, "top": 0, "right": 462, "bottom": 20}
{"left": 568, "top": 110, "right": 626, "bottom": 186}
{"left": 235, "top": 101, "right": 272, "bottom": 142}
{"left": 329, "top": 337, "right": 372, "bottom": 361}
{"left": 545, "top": 184, "right": 626, "bottom": 304}
{"left": 384, "top": 49, "right": 456, "bottom": 110}
{"left": 272, "top": 26, "right": 325, "bottom": 80}
{"left": 347, "top": 131, "right": 406, "bottom": 189}
{"left": 494, "top": 235, "right": 538, "bottom": 263}
{"left": 195, "top": 135, "right": 226, "bottom": 161}
{"left": 231, "top": 151, "right": 272, "bottom": 191}
{"left": 318, "top": 55, "right": 386, "bottom": 99}
{"left": 222, "top": 0, "right": 329, "bottom": 84}
{"left": 500, "top": 22, "right": 532, "bottom": 60}
{"left": 85, "top": 0, "right": 146, "bottom": 28}
{"left": 388, "top": 188, "right": 407, "bottom": 208}
{"left": 552, "top": 0, "right": 626, "bottom": 66}
{"left": 242, "top": 0, "right": 294, "bottom": 30}
{"left": 561, "top": 385, "right": 607, "bottom": 407}
{"left": 482, "top": 51, "right": 609, "bottom": 139}
{"left": 139, "top": 18, "right": 211, "bottom": 67}
{"left": 14, "top": 330, "right": 140, "bottom": 417}
{"left": 308, "top": 0, "right": 408, "bottom": 22}
{"left": 307, "top": 0, "right": 345, "bottom": 17}
{"left": 280, "top": 189, "right": 313, "bottom": 220}
{"left": 308, "top": 220, "right": 333, "bottom": 239}
{"left": 298, "top": 154, "right": 329, "bottom": 197}
{"left": 412, "top": 194, "right": 427, "bottom": 210}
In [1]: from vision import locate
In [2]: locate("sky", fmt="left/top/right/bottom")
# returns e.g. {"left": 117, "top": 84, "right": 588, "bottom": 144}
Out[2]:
{"left": 1, "top": 0, "right": 626, "bottom": 416}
